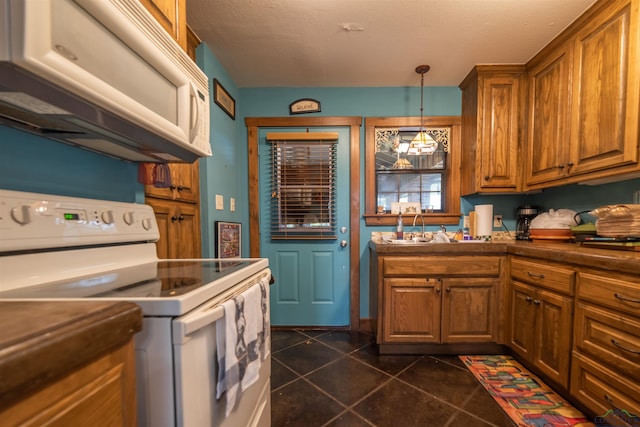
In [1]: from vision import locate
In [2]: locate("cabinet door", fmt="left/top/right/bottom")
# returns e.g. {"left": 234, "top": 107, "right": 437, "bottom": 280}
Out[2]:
{"left": 507, "top": 281, "right": 537, "bottom": 360}
{"left": 526, "top": 44, "right": 573, "bottom": 186}
{"left": 479, "top": 76, "right": 521, "bottom": 190}
{"left": 441, "top": 278, "right": 497, "bottom": 343}
{"left": 383, "top": 277, "right": 441, "bottom": 343}
{"left": 174, "top": 202, "right": 201, "bottom": 259}
{"left": 146, "top": 198, "right": 201, "bottom": 259}
{"left": 145, "top": 162, "right": 200, "bottom": 203}
{"left": 139, "top": 0, "right": 187, "bottom": 50}
{"left": 569, "top": 0, "right": 639, "bottom": 176}
{"left": 533, "top": 288, "right": 573, "bottom": 388}
{"left": 147, "top": 198, "right": 173, "bottom": 259}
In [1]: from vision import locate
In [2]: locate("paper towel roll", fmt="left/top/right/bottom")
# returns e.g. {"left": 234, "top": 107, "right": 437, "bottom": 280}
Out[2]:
{"left": 475, "top": 204, "right": 493, "bottom": 237}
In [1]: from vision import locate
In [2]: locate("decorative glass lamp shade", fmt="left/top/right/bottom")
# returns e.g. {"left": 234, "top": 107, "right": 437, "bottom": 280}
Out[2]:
{"left": 408, "top": 130, "right": 438, "bottom": 155}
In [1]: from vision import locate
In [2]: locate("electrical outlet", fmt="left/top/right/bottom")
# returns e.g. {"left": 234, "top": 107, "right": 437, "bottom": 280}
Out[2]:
{"left": 463, "top": 215, "right": 470, "bottom": 228}
{"left": 493, "top": 215, "right": 503, "bottom": 228}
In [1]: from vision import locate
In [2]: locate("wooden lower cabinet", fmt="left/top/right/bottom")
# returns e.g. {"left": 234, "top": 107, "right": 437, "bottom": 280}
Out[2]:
{"left": 2, "top": 341, "right": 137, "bottom": 426}
{"left": 507, "top": 257, "right": 575, "bottom": 389}
{"left": 442, "top": 278, "right": 498, "bottom": 343}
{"left": 571, "top": 270, "right": 640, "bottom": 418}
{"left": 507, "top": 280, "right": 573, "bottom": 388}
{"left": 383, "top": 277, "right": 441, "bottom": 343}
{"left": 374, "top": 254, "right": 502, "bottom": 353}
{"left": 146, "top": 198, "right": 201, "bottom": 259}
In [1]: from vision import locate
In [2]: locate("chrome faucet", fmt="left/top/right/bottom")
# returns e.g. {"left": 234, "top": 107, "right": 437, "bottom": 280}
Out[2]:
{"left": 412, "top": 214, "right": 425, "bottom": 237}
{"left": 440, "top": 224, "right": 447, "bottom": 233}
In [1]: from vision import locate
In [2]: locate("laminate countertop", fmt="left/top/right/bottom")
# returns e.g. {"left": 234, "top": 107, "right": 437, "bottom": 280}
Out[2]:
{"left": 370, "top": 240, "right": 640, "bottom": 276}
{"left": 0, "top": 301, "right": 142, "bottom": 408}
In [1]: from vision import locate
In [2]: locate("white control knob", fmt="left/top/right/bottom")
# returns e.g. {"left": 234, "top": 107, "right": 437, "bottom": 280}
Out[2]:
{"left": 123, "top": 211, "right": 135, "bottom": 225}
{"left": 11, "top": 205, "right": 31, "bottom": 225}
{"left": 141, "top": 218, "right": 152, "bottom": 230}
{"left": 101, "top": 210, "right": 114, "bottom": 224}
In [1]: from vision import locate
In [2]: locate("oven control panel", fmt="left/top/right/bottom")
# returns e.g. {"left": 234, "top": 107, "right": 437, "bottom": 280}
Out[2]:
{"left": 0, "top": 189, "right": 159, "bottom": 252}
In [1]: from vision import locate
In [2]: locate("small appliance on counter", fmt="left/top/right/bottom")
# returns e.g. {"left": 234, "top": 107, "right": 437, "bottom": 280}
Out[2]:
{"left": 515, "top": 205, "right": 540, "bottom": 240}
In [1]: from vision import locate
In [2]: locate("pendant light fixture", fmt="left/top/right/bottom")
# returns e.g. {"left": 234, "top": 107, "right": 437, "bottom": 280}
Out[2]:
{"left": 409, "top": 64, "right": 438, "bottom": 155}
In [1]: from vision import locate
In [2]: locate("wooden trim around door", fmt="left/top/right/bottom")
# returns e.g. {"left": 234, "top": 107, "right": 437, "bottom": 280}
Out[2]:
{"left": 245, "top": 116, "right": 362, "bottom": 330}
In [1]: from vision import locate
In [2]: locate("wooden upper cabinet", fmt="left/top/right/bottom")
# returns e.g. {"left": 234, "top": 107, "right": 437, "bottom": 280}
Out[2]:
{"left": 525, "top": 0, "right": 640, "bottom": 188}
{"left": 526, "top": 44, "right": 573, "bottom": 185}
{"left": 186, "top": 25, "right": 200, "bottom": 62}
{"left": 569, "top": 0, "right": 639, "bottom": 176}
{"left": 460, "top": 65, "right": 526, "bottom": 195}
{"left": 140, "top": 0, "right": 187, "bottom": 50}
{"left": 144, "top": 162, "right": 200, "bottom": 203}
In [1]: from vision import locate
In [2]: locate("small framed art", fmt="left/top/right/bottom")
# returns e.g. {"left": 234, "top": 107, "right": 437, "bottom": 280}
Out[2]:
{"left": 213, "top": 78, "right": 235, "bottom": 120}
{"left": 215, "top": 221, "right": 241, "bottom": 258}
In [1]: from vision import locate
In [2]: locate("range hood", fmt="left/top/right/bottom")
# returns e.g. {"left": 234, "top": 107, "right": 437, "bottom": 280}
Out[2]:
{"left": 0, "top": 0, "right": 211, "bottom": 163}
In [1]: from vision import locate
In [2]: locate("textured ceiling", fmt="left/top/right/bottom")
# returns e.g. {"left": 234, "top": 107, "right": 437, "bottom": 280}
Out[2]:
{"left": 187, "top": 0, "right": 597, "bottom": 88}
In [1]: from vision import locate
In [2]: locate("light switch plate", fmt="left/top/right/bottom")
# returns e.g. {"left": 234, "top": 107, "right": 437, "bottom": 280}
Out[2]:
{"left": 215, "top": 194, "right": 223, "bottom": 210}
{"left": 230, "top": 198, "right": 236, "bottom": 212}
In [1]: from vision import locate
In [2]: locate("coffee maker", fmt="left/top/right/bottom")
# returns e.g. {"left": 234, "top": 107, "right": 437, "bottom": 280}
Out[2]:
{"left": 516, "top": 205, "right": 539, "bottom": 240}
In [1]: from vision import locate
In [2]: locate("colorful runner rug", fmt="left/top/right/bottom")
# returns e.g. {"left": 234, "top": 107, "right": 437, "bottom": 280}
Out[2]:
{"left": 460, "top": 355, "right": 594, "bottom": 427}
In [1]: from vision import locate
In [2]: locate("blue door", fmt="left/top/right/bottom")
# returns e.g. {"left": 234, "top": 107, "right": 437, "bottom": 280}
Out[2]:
{"left": 259, "top": 127, "right": 350, "bottom": 326}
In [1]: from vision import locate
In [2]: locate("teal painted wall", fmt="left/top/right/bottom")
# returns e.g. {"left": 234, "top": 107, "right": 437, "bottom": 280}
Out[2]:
{"left": 196, "top": 43, "right": 247, "bottom": 258}
{"left": 0, "top": 127, "right": 141, "bottom": 202}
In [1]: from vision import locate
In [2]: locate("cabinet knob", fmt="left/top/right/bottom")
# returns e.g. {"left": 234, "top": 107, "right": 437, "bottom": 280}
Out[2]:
{"left": 445, "top": 288, "right": 451, "bottom": 293}
{"left": 435, "top": 288, "right": 441, "bottom": 293}
{"left": 533, "top": 299, "right": 541, "bottom": 305}
{"left": 525, "top": 296, "right": 533, "bottom": 302}
{"left": 178, "top": 215, "right": 184, "bottom": 222}
{"left": 567, "top": 162, "right": 574, "bottom": 167}
{"left": 177, "top": 185, "right": 185, "bottom": 192}
{"left": 484, "top": 176, "right": 490, "bottom": 181}
{"left": 557, "top": 164, "right": 565, "bottom": 169}
{"left": 171, "top": 216, "right": 179, "bottom": 222}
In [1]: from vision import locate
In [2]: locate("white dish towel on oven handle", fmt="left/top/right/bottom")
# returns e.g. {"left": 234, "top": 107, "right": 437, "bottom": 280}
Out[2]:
{"left": 216, "top": 277, "right": 270, "bottom": 416}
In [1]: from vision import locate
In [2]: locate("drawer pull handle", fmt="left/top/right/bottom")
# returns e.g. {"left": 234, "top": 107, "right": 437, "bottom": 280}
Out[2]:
{"left": 533, "top": 300, "right": 541, "bottom": 305}
{"left": 611, "top": 339, "right": 640, "bottom": 354}
{"left": 604, "top": 394, "right": 614, "bottom": 405}
{"left": 527, "top": 272, "right": 545, "bottom": 279}
{"left": 614, "top": 293, "right": 640, "bottom": 304}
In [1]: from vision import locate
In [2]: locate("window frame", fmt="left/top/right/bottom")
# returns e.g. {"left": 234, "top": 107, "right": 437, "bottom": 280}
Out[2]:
{"left": 364, "top": 116, "right": 462, "bottom": 226}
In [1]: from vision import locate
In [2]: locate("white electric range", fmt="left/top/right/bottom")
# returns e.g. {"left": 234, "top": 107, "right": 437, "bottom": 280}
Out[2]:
{"left": 0, "top": 189, "right": 271, "bottom": 427}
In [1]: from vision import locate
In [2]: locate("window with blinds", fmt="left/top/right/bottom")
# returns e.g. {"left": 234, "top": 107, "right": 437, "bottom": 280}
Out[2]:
{"left": 267, "top": 132, "right": 338, "bottom": 240}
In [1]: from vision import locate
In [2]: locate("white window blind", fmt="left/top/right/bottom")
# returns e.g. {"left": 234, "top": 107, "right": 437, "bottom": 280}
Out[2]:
{"left": 267, "top": 132, "right": 338, "bottom": 240}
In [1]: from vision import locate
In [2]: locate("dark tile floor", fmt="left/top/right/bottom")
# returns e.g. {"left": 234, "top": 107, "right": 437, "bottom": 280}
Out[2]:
{"left": 271, "top": 329, "right": 517, "bottom": 427}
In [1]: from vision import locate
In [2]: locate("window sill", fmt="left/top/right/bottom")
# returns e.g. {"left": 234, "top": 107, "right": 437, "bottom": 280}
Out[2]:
{"left": 363, "top": 213, "right": 461, "bottom": 226}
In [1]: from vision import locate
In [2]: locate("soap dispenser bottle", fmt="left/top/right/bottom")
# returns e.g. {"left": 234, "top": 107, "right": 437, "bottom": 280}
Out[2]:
{"left": 396, "top": 215, "right": 404, "bottom": 240}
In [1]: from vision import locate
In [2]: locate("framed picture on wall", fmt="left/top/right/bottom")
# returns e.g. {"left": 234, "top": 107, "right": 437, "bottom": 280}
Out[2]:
{"left": 215, "top": 221, "right": 241, "bottom": 258}
{"left": 213, "top": 78, "right": 235, "bottom": 120}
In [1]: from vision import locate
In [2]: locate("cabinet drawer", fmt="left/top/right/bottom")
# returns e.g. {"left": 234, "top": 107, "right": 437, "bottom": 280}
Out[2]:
{"left": 570, "top": 351, "right": 640, "bottom": 420}
{"left": 384, "top": 256, "right": 500, "bottom": 277}
{"left": 510, "top": 258, "right": 575, "bottom": 295}
{"left": 574, "top": 303, "right": 640, "bottom": 380}
{"left": 578, "top": 273, "right": 640, "bottom": 317}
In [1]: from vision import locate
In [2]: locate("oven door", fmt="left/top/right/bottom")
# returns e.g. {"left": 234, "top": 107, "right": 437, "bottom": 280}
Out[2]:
{"left": 171, "top": 270, "right": 271, "bottom": 427}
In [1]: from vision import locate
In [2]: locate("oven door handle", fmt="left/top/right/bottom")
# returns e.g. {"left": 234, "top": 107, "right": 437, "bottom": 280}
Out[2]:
{"left": 172, "top": 269, "right": 271, "bottom": 344}
{"left": 173, "top": 303, "right": 224, "bottom": 344}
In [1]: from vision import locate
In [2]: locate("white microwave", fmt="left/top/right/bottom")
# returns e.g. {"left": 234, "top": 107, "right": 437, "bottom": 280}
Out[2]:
{"left": 0, "top": 0, "right": 211, "bottom": 163}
